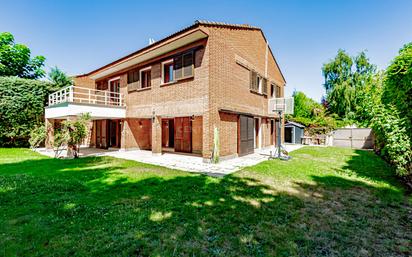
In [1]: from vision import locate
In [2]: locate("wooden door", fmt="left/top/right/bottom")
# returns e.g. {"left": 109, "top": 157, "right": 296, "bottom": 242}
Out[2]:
{"left": 95, "top": 120, "right": 108, "bottom": 148}
{"left": 174, "top": 117, "right": 191, "bottom": 153}
{"left": 239, "top": 115, "right": 254, "bottom": 156}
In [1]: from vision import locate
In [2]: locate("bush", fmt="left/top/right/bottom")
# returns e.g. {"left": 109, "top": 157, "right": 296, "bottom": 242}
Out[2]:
{"left": 52, "top": 113, "right": 91, "bottom": 158}
{"left": 383, "top": 42, "right": 412, "bottom": 139}
{"left": 29, "top": 124, "right": 47, "bottom": 149}
{"left": 370, "top": 105, "right": 412, "bottom": 180}
{"left": 0, "top": 76, "right": 56, "bottom": 146}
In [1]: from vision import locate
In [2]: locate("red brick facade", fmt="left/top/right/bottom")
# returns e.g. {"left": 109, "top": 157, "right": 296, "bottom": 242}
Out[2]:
{"left": 50, "top": 21, "right": 286, "bottom": 160}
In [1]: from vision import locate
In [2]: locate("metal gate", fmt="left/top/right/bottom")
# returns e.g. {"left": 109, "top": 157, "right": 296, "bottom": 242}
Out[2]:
{"left": 332, "top": 128, "right": 374, "bottom": 149}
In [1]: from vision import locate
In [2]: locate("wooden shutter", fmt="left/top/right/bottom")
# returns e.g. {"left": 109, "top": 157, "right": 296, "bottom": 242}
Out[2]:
{"left": 127, "top": 70, "right": 139, "bottom": 92}
{"left": 276, "top": 85, "right": 281, "bottom": 97}
{"left": 174, "top": 55, "right": 183, "bottom": 80}
{"left": 183, "top": 52, "right": 194, "bottom": 78}
{"left": 250, "top": 70, "right": 257, "bottom": 92}
{"left": 262, "top": 77, "right": 268, "bottom": 95}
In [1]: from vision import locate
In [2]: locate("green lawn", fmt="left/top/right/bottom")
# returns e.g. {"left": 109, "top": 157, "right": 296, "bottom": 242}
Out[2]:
{"left": 0, "top": 147, "right": 411, "bottom": 256}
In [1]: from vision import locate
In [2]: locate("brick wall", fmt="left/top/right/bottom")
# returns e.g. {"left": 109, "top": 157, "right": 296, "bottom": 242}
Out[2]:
{"left": 73, "top": 75, "right": 95, "bottom": 88}
{"left": 122, "top": 118, "right": 152, "bottom": 150}
{"left": 205, "top": 26, "right": 286, "bottom": 157}
{"left": 192, "top": 116, "right": 203, "bottom": 154}
{"left": 218, "top": 112, "right": 238, "bottom": 156}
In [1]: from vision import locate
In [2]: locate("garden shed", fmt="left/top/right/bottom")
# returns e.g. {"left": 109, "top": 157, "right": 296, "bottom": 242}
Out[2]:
{"left": 285, "top": 121, "right": 305, "bottom": 144}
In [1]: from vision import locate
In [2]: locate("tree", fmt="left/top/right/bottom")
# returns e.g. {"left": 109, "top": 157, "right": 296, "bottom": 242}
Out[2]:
{"left": 354, "top": 72, "right": 384, "bottom": 126}
{"left": 292, "top": 91, "right": 323, "bottom": 118}
{"left": 48, "top": 66, "right": 73, "bottom": 88}
{"left": 0, "top": 32, "right": 46, "bottom": 79}
{"left": 322, "top": 50, "right": 376, "bottom": 118}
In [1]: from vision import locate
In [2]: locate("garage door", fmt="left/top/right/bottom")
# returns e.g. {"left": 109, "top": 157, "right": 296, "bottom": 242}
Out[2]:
{"left": 239, "top": 115, "right": 254, "bottom": 156}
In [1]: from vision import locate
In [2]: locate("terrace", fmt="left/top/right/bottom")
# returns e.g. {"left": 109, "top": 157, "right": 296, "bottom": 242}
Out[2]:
{"left": 45, "top": 86, "right": 126, "bottom": 119}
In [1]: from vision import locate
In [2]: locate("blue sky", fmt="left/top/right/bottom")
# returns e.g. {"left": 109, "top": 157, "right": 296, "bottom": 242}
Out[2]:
{"left": 1, "top": 0, "right": 411, "bottom": 101}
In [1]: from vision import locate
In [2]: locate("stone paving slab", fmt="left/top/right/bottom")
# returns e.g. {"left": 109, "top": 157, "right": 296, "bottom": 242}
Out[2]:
{"left": 36, "top": 145, "right": 304, "bottom": 176}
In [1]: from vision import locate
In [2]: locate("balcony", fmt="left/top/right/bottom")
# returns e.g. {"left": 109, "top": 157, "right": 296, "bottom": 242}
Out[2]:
{"left": 48, "top": 86, "right": 125, "bottom": 107}
{"left": 45, "top": 86, "right": 126, "bottom": 119}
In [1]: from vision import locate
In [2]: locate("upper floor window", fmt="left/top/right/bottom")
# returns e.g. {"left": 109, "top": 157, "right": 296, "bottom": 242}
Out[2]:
{"left": 270, "top": 84, "right": 275, "bottom": 98}
{"left": 127, "top": 69, "right": 139, "bottom": 84}
{"left": 250, "top": 70, "right": 267, "bottom": 95}
{"left": 161, "top": 51, "right": 194, "bottom": 84}
{"left": 162, "top": 60, "right": 174, "bottom": 84}
{"left": 256, "top": 75, "right": 262, "bottom": 94}
{"left": 140, "top": 67, "right": 151, "bottom": 89}
{"left": 276, "top": 85, "right": 282, "bottom": 97}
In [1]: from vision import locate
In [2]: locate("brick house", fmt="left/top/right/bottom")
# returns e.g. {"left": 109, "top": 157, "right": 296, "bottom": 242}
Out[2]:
{"left": 45, "top": 20, "right": 286, "bottom": 161}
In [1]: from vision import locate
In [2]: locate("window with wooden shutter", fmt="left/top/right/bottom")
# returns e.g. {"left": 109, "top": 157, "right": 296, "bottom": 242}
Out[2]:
{"left": 127, "top": 69, "right": 139, "bottom": 92}
{"left": 174, "top": 55, "right": 183, "bottom": 80}
{"left": 262, "top": 78, "right": 268, "bottom": 95}
{"left": 140, "top": 68, "right": 151, "bottom": 88}
{"left": 128, "top": 69, "right": 139, "bottom": 84}
{"left": 183, "top": 52, "right": 194, "bottom": 78}
{"left": 276, "top": 85, "right": 281, "bottom": 98}
{"left": 250, "top": 70, "right": 257, "bottom": 92}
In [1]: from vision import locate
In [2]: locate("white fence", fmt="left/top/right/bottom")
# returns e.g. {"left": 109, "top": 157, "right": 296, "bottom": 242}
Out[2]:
{"left": 48, "top": 86, "right": 125, "bottom": 107}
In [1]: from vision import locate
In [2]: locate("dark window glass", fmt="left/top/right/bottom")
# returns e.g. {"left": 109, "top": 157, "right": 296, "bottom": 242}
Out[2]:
{"left": 141, "top": 69, "right": 151, "bottom": 88}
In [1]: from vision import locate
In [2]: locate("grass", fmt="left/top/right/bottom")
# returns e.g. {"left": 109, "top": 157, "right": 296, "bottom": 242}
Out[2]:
{"left": 0, "top": 147, "right": 411, "bottom": 256}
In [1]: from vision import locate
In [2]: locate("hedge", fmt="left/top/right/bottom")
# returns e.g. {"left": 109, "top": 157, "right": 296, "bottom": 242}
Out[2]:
{"left": 0, "top": 76, "right": 56, "bottom": 146}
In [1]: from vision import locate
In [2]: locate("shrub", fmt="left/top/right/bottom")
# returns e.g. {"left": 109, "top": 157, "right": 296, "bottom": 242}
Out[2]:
{"left": 382, "top": 42, "right": 412, "bottom": 139}
{"left": 0, "top": 76, "right": 56, "bottom": 146}
{"left": 370, "top": 105, "right": 412, "bottom": 180}
{"left": 52, "top": 113, "right": 91, "bottom": 158}
{"left": 29, "top": 124, "right": 47, "bottom": 149}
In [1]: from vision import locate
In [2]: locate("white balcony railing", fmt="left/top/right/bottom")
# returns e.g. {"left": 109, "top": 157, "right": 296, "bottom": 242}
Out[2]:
{"left": 48, "top": 86, "right": 125, "bottom": 107}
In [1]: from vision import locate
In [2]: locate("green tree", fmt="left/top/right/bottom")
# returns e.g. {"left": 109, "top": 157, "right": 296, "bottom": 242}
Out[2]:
{"left": 0, "top": 32, "right": 46, "bottom": 79}
{"left": 322, "top": 49, "right": 376, "bottom": 118}
{"left": 48, "top": 66, "right": 73, "bottom": 88}
{"left": 354, "top": 72, "right": 384, "bottom": 126}
{"left": 292, "top": 91, "right": 323, "bottom": 118}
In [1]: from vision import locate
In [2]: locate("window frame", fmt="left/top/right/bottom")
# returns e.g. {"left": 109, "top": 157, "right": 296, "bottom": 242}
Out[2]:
{"left": 139, "top": 66, "right": 152, "bottom": 89}
{"left": 161, "top": 59, "right": 175, "bottom": 85}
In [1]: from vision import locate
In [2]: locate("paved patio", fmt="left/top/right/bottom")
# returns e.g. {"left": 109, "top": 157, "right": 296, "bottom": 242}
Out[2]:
{"left": 36, "top": 144, "right": 304, "bottom": 176}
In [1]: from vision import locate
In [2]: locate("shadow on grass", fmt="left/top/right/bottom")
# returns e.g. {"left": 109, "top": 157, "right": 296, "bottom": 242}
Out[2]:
{"left": 339, "top": 149, "right": 403, "bottom": 188}
{"left": 0, "top": 154, "right": 411, "bottom": 256}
